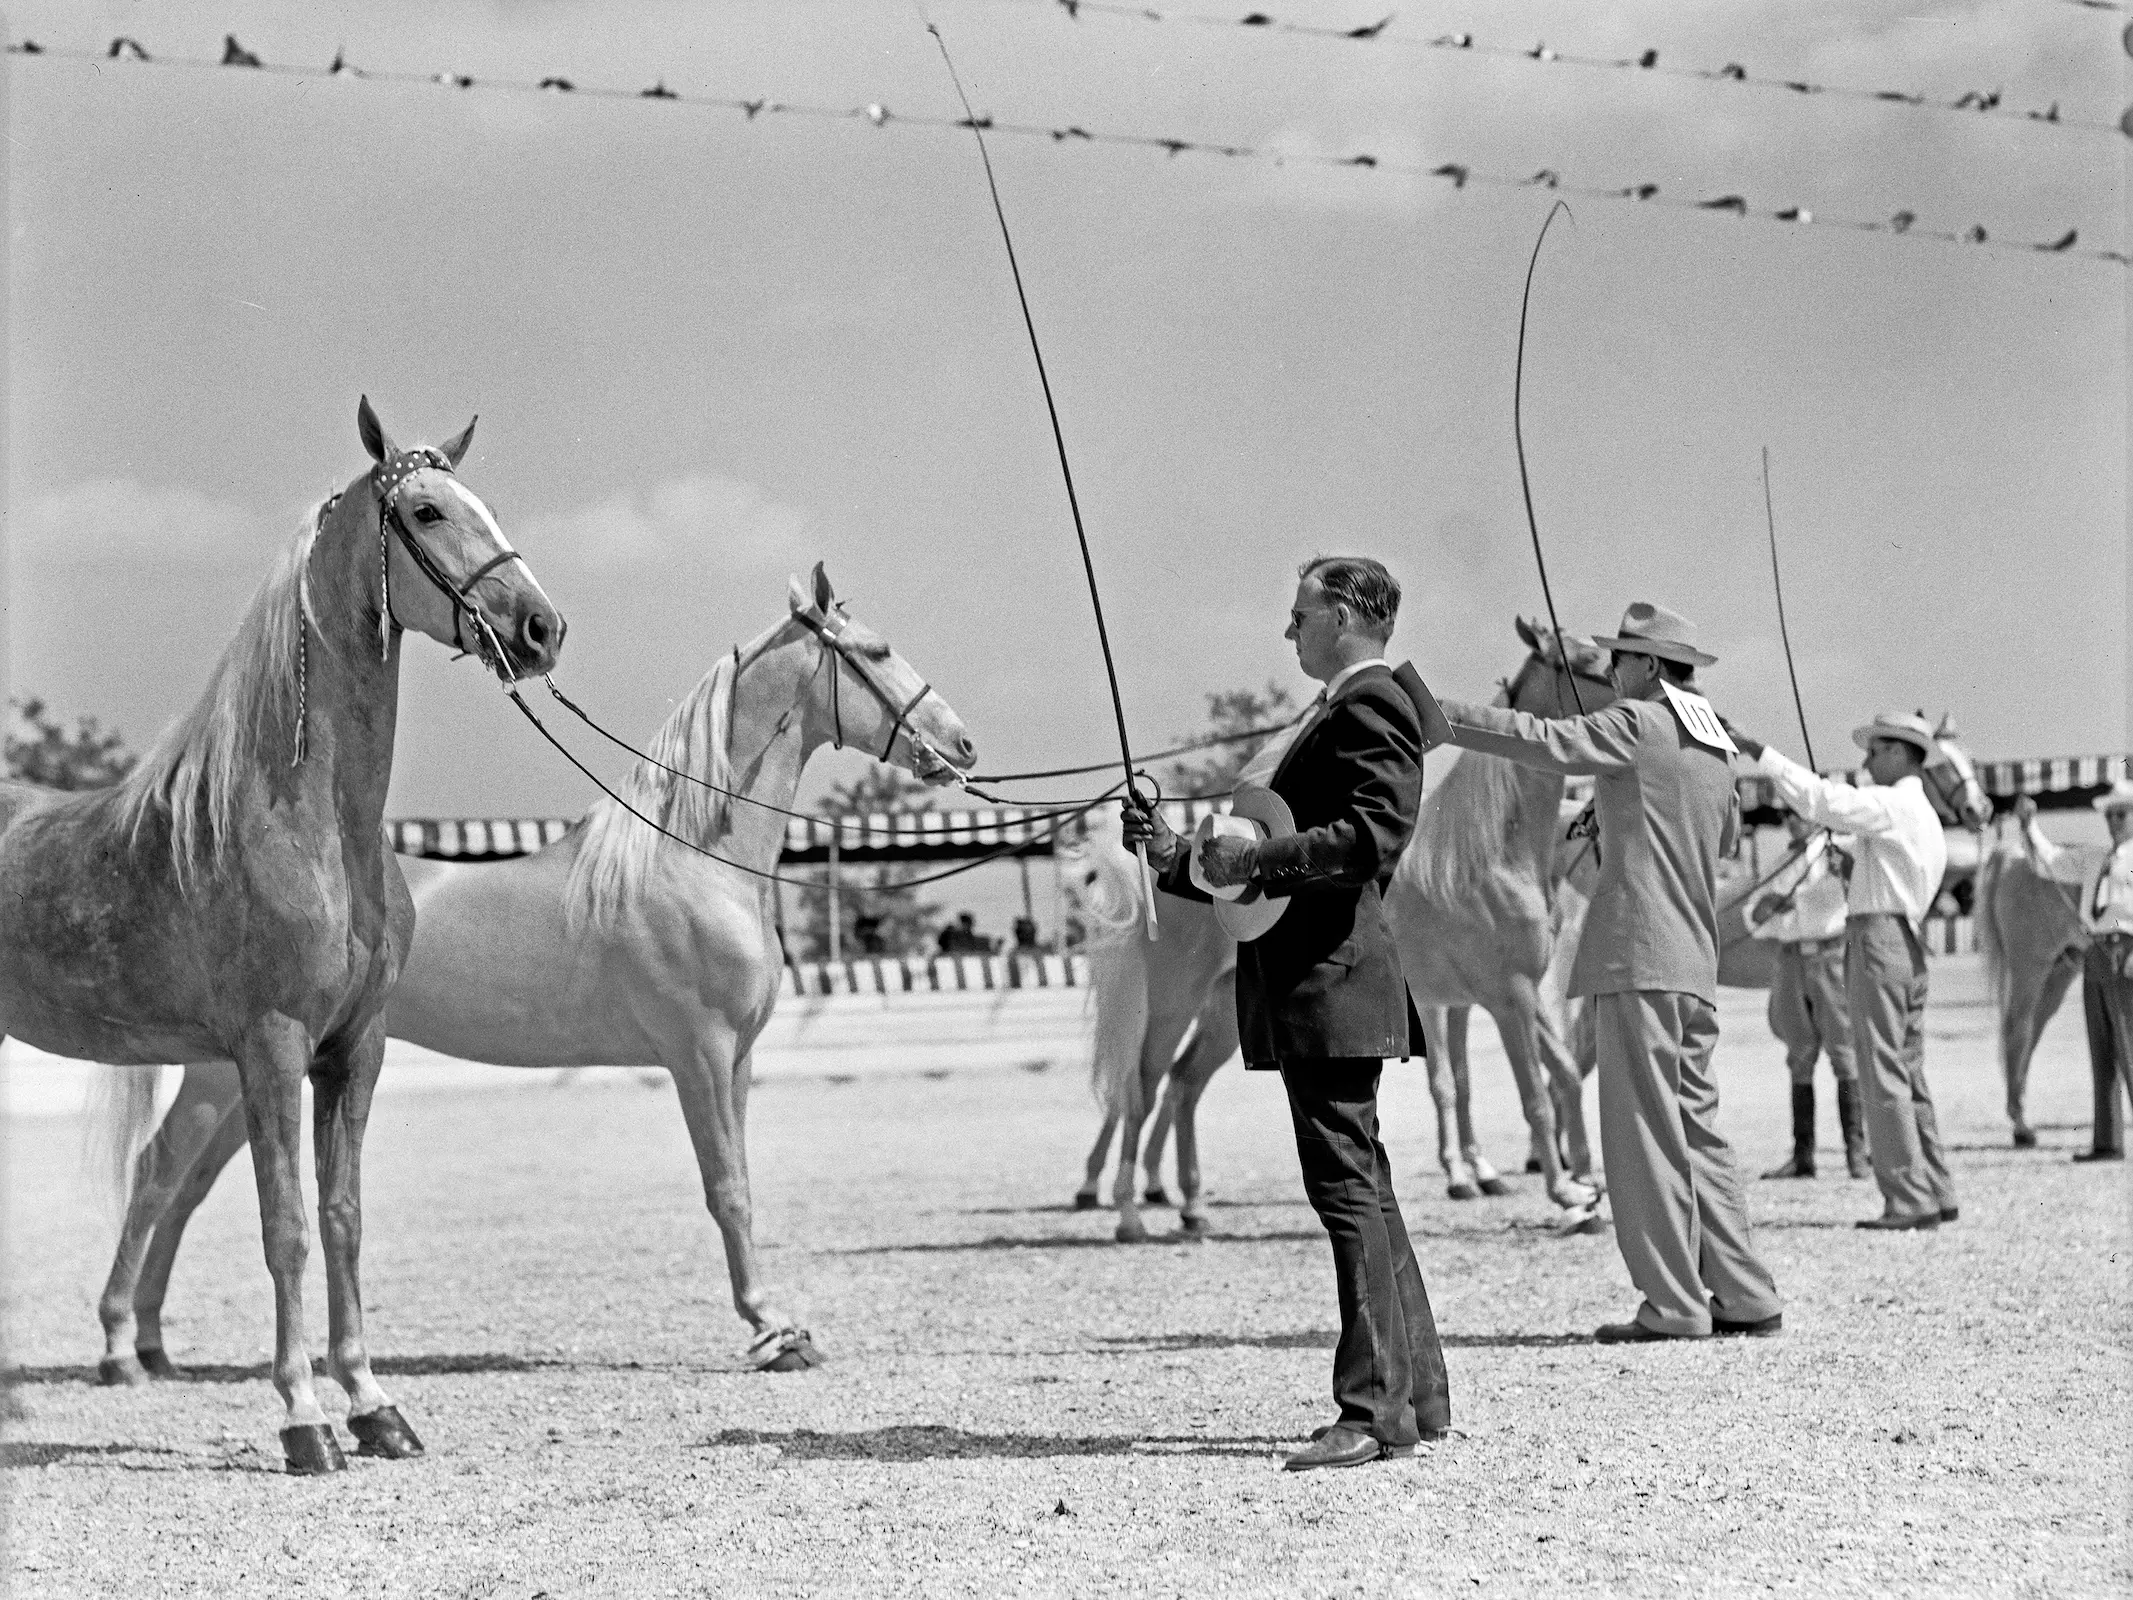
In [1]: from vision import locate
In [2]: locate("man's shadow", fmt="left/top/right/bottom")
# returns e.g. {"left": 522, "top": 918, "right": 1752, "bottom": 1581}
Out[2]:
{"left": 699, "top": 1423, "right": 1284, "bottom": 1461}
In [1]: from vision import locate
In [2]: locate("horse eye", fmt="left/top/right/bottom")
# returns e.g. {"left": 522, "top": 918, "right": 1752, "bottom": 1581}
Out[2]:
{"left": 413, "top": 505, "right": 443, "bottom": 524}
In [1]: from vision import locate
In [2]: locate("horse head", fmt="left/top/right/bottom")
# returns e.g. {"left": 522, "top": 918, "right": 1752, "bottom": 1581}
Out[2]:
{"left": 1507, "top": 615, "right": 1616, "bottom": 717}
{"left": 786, "top": 562, "right": 975, "bottom": 784}
{"left": 355, "top": 395, "right": 566, "bottom": 680}
{"left": 1922, "top": 711, "right": 1994, "bottom": 831}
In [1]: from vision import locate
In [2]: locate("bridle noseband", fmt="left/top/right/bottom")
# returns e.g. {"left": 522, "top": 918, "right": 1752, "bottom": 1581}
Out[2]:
{"left": 371, "top": 448, "right": 528, "bottom": 674}
{"left": 791, "top": 600, "right": 948, "bottom": 773}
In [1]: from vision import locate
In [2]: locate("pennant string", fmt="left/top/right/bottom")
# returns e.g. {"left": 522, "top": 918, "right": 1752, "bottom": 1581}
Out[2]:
{"left": 5, "top": 37, "right": 2122, "bottom": 267}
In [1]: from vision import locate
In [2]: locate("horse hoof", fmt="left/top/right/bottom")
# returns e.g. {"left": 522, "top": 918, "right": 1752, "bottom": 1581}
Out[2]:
{"left": 1446, "top": 1182, "right": 1480, "bottom": 1201}
{"left": 136, "top": 1347, "right": 180, "bottom": 1380}
{"left": 1072, "top": 1192, "right": 1101, "bottom": 1211}
{"left": 347, "top": 1405, "right": 425, "bottom": 1460}
{"left": 2012, "top": 1129, "right": 2038, "bottom": 1150}
{"left": 97, "top": 1355, "right": 150, "bottom": 1388}
{"left": 1142, "top": 1187, "right": 1173, "bottom": 1207}
{"left": 1524, "top": 1159, "right": 1544, "bottom": 1174}
{"left": 749, "top": 1328, "right": 825, "bottom": 1372}
{"left": 1479, "top": 1177, "right": 1512, "bottom": 1197}
{"left": 1115, "top": 1220, "right": 1150, "bottom": 1244}
{"left": 1177, "top": 1212, "right": 1211, "bottom": 1237}
{"left": 281, "top": 1423, "right": 348, "bottom": 1475}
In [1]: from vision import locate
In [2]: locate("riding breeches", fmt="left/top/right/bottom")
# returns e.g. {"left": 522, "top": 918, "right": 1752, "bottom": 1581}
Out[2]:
{"left": 1767, "top": 940, "right": 1855, "bottom": 1085}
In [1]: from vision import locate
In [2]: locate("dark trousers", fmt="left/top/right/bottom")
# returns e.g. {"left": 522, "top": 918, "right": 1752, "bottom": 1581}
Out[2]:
{"left": 1280, "top": 1058, "right": 1450, "bottom": 1445}
{"left": 2083, "top": 938, "right": 2133, "bottom": 1154}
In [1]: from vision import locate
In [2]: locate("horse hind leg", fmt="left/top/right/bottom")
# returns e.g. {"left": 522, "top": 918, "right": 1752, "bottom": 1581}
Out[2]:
{"left": 1494, "top": 990, "right": 1596, "bottom": 1212}
{"left": 1141, "top": 1083, "right": 1177, "bottom": 1208}
{"left": 1170, "top": 1006, "right": 1235, "bottom": 1237}
{"left": 100, "top": 1062, "right": 245, "bottom": 1383}
{"left": 2007, "top": 953, "right": 2078, "bottom": 1149}
{"left": 1076, "top": 1108, "right": 1120, "bottom": 1209}
{"left": 1419, "top": 1008, "right": 1477, "bottom": 1198}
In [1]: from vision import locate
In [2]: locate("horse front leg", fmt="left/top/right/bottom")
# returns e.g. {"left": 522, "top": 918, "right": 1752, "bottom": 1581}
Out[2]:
{"left": 1446, "top": 1008, "right": 1511, "bottom": 1196}
{"left": 2005, "top": 952, "right": 2078, "bottom": 1148}
{"left": 1076, "top": 1107, "right": 1120, "bottom": 1209}
{"left": 1416, "top": 1007, "right": 1471, "bottom": 1197}
{"left": 1536, "top": 1004, "right": 1600, "bottom": 1190}
{"left": 232, "top": 1015, "right": 343, "bottom": 1474}
{"left": 670, "top": 1034, "right": 819, "bottom": 1371}
{"left": 311, "top": 1018, "right": 422, "bottom": 1462}
{"left": 1142, "top": 1082, "right": 1178, "bottom": 1207}
{"left": 100, "top": 1062, "right": 245, "bottom": 1383}
{"left": 1110, "top": 1058, "right": 1161, "bottom": 1243}
{"left": 1494, "top": 988, "right": 1595, "bottom": 1212}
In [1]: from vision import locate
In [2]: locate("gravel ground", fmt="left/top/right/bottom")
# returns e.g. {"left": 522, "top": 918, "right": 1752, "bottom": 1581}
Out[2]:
{"left": 4, "top": 955, "right": 2126, "bottom": 1598}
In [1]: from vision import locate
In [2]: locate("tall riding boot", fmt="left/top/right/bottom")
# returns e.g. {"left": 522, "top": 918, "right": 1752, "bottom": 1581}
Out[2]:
{"left": 1763, "top": 1083, "right": 1816, "bottom": 1178}
{"left": 1837, "top": 1078, "right": 1871, "bottom": 1179}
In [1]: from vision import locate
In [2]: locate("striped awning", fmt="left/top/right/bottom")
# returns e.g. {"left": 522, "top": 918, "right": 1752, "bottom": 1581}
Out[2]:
{"left": 388, "top": 756, "right": 2129, "bottom": 863}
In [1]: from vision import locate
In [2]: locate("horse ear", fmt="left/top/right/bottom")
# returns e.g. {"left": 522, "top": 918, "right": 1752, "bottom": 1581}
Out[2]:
{"left": 1932, "top": 712, "right": 1957, "bottom": 738}
{"left": 812, "top": 562, "right": 834, "bottom": 611}
{"left": 357, "top": 395, "right": 397, "bottom": 463}
{"left": 788, "top": 573, "right": 813, "bottom": 616}
{"left": 438, "top": 415, "right": 478, "bottom": 469}
{"left": 1514, "top": 616, "right": 1539, "bottom": 650}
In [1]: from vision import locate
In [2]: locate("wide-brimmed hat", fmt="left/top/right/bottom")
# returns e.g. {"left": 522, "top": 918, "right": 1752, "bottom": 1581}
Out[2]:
{"left": 1850, "top": 711, "right": 1937, "bottom": 755}
{"left": 1590, "top": 601, "right": 1717, "bottom": 668}
{"left": 2092, "top": 778, "right": 2133, "bottom": 814}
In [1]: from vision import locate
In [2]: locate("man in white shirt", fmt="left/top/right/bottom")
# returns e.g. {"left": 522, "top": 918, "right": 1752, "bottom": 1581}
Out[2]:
{"left": 1749, "top": 814, "right": 1869, "bottom": 1180}
{"left": 1725, "top": 712, "right": 1954, "bottom": 1230}
{"left": 2015, "top": 781, "right": 2133, "bottom": 1162}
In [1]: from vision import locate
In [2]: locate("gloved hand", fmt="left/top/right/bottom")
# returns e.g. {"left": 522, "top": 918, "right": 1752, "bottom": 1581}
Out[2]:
{"left": 1120, "top": 795, "right": 1183, "bottom": 870}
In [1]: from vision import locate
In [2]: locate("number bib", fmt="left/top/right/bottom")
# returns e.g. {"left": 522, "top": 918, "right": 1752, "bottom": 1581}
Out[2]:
{"left": 1660, "top": 682, "right": 1738, "bottom": 754}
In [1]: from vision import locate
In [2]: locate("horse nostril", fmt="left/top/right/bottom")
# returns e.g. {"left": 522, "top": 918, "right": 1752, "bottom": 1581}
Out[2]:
{"left": 521, "top": 609, "right": 558, "bottom": 655}
{"left": 957, "top": 735, "right": 976, "bottom": 761}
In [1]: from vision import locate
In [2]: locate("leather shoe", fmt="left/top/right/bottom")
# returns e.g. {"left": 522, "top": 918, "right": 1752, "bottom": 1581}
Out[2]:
{"left": 1710, "top": 1310, "right": 1783, "bottom": 1338}
{"left": 1938, "top": 1206, "right": 1959, "bottom": 1223}
{"left": 1594, "top": 1319, "right": 1699, "bottom": 1344}
{"left": 1283, "top": 1426, "right": 1385, "bottom": 1472}
{"left": 1855, "top": 1212, "right": 1939, "bottom": 1231}
{"left": 2073, "top": 1148, "right": 2124, "bottom": 1163}
{"left": 1307, "top": 1422, "right": 1435, "bottom": 1451}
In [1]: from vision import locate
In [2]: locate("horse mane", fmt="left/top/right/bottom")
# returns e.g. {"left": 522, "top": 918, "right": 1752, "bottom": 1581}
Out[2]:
{"left": 564, "top": 622, "right": 777, "bottom": 928}
{"left": 111, "top": 507, "right": 324, "bottom": 892}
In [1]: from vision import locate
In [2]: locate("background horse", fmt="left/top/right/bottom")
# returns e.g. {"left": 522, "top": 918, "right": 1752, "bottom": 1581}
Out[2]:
{"left": 1977, "top": 837, "right": 2089, "bottom": 1148}
{"left": 7, "top": 398, "right": 564, "bottom": 1474}
{"left": 89, "top": 565, "right": 972, "bottom": 1376}
{"left": 1074, "top": 618, "right": 1612, "bottom": 1243}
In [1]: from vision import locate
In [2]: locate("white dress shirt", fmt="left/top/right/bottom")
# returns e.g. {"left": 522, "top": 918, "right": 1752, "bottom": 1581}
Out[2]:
{"left": 2025, "top": 823, "right": 2133, "bottom": 938}
{"left": 1756, "top": 749, "right": 1948, "bottom": 930}
{"left": 1749, "top": 831, "right": 1851, "bottom": 944}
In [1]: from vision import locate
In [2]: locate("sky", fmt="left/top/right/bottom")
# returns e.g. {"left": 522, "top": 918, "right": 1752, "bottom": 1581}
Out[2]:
{"left": 4, "top": 1, "right": 2127, "bottom": 918}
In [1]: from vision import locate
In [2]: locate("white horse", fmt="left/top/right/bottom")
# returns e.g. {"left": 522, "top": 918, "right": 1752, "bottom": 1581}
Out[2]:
{"left": 1073, "top": 619, "right": 1611, "bottom": 1243}
{"left": 89, "top": 565, "right": 974, "bottom": 1377}
{"left": 1977, "top": 831, "right": 2090, "bottom": 1148}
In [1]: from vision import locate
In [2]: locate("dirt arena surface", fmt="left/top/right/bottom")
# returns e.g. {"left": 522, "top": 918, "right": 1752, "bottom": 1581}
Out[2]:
{"left": 3, "top": 955, "right": 2126, "bottom": 1598}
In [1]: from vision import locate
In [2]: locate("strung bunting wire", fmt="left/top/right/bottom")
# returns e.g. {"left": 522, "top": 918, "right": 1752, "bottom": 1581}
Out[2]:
{"left": 6, "top": 35, "right": 2122, "bottom": 267}
{"left": 1027, "top": 0, "right": 2125, "bottom": 139}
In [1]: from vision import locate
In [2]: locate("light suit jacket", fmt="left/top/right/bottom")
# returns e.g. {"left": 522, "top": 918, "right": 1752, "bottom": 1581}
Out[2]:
{"left": 1437, "top": 695, "right": 1739, "bottom": 1004}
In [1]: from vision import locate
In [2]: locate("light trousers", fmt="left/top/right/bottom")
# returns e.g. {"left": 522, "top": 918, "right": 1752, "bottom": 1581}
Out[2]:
{"left": 1844, "top": 913, "right": 1955, "bottom": 1219}
{"left": 1594, "top": 990, "right": 1783, "bottom": 1337}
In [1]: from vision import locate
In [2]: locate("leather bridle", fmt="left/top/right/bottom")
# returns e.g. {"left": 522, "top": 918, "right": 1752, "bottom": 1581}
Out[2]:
{"left": 790, "top": 598, "right": 950, "bottom": 775}
{"left": 370, "top": 447, "right": 528, "bottom": 675}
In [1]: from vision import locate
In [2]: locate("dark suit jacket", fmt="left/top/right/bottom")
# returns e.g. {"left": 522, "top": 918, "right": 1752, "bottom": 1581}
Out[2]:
{"left": 1157, "top": 664, "right": 1425, "bottom": 1066}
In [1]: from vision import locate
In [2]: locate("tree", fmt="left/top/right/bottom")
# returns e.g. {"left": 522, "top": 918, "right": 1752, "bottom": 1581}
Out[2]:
{"left": 1162, "top": 681, "right": 1298, "bottom": 800}
{"left": 783, "top": 766, "right": 946, "bottom": 961}
{"left": 5, "top": 698, "right": 138, "bottom": 791}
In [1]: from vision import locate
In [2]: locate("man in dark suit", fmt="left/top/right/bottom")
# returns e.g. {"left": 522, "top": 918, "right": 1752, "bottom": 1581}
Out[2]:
{"left": 1122, "top": 555, "right": 1446, "bottom": 1472}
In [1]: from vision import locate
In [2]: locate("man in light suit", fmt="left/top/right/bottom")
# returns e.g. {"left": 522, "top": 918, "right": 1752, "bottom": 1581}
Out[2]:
{"left": 1123, "top": 555, "right": 1446, "bottom": 1471}
{"left": 1436, "top": 602, "right": 1783, "bottom": 1343}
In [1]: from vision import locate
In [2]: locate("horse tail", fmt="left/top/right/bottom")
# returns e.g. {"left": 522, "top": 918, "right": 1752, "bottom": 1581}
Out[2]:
{"left": 82, "top": 1064, "right": 165, "bottom": 1216}
{"left": 1059, "top": 813, "right": 1153, "bottom": 1112}
{"left": 1976, "top": 844, "right": 2007, "bottom": 1006}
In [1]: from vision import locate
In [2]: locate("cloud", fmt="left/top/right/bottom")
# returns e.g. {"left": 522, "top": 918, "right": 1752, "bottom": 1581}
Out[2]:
{"left": 12, "top": 478, "right": 281, "bottom": 569}
{"left": 515, "top": 473, "right": 814, "bottom": 574}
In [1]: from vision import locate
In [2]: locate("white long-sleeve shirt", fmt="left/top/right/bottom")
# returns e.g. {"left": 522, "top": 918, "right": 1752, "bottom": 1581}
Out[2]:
{"left": 1749, "top": 831, "right": 1852, "bottom": 944}
{"left": 1755, "top": 749, "right": 1947, "bottom": 930}
{"left": 2024, "top": 821, "right": 2133, "bottom": 938}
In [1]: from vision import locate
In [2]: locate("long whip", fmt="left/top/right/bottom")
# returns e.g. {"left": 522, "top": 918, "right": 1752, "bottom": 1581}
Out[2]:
{"left": 922, "top": 19, "right": 1158, "bottom": 937}
{"left": 1514, "top": 201, "right": 1586, "bottom": 718}
{"left": 1760, "top": 445, "right": 1817, "bottom": 770}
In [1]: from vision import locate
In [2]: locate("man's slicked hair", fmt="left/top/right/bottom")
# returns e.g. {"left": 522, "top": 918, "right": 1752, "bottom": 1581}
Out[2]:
{"left": 1300, "top": 555, "right": 1400, "bottom": 637}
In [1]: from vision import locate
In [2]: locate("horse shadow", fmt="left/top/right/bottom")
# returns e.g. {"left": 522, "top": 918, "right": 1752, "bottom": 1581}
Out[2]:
{"left": 1094, "top": 1330, "right": 1590, "bottom": 1353}
{"left": 698, "top": 1424, "right": 1282, "bottom": 1462}
{"left": 833, "top": 1230, "right": 1329, "bottom": 1256}
{"left": 2, "top": 1352, "right": 563, "bottom": 1388}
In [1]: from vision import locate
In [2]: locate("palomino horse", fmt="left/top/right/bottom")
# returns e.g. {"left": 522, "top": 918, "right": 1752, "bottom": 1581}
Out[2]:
{"left": 3, "top": 399, "right": 564, "bottom": 1474}
{"left": 1073, "top": 619, "right": 1612, "bottom": 1243}
{"left": 90, "top": 565, "right": 973, "bottom": 1376}
{"left": 1977, "top": 835, "right": 2089, "bottom": 1148}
